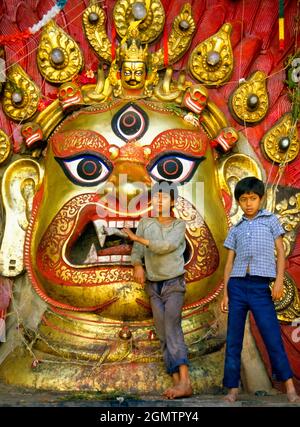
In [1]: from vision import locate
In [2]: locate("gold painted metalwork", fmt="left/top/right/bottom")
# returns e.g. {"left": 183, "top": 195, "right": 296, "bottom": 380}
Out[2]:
{"left": 0, "top": 130, "right": 11, "bottom": 164}
{"left": 0, "top": 46, "right": 5, "bottom": 93}
{"left": 37, "top": 20, "right": 84, "bottom": 83}
{"left": 230, "top": 71, "right": 269, "bottom": 124}
{"left": 154, "top": 67, "right": 190, "bottom": 101}
{"left": 36, "top": 99, "right": 64, "bottom": 139}
{"left": 151, "top": 4, "right": 196, "bottom": 70}
{"left": 273, "top": 191, "right": 300, "bottom": 258}
{"left": 189, "top": 23, "right": 233, "bottom": 86}
{"left": 201, "top": 100, "right": 228, "bottom": 138}
{"left": 82, "top": 2, "right": 112, "bottom": 63}
{"left": 261, "top": 113, "right": 299, "bottom": 164}
{"left": 0, "top": 10, "right": 276, "bottom": 394}
{"left": 0, "top": 159, "right": 43, "bottom": 277}
{"left": 2, "top": 64, "right": 40, "bottom": 121}
{"left": 217, "top": 153, "right": 263, "bottom": 224}
{"left": 114, "top": 0, "right": 165, "bottom": 44}
{"left": 271, "top": 274, "right": 300, "bottom": 322}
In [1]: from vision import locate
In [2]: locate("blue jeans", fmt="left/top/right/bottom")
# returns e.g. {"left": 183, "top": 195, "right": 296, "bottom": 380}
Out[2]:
{"left": 145, "top": 275, "right": 189, "bottom": 374}
{"left": 223, "top": 275, "right": 293, "bottom": 388}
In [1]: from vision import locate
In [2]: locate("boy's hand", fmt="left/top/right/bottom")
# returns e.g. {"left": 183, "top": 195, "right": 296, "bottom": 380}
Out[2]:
{"left": 133, "top": 265, "right": 145, "bottom": 284}
{"left": 221, "top": 295, "right": 229, "bottom": 313}
{"left": 122, "top": 228, "right": 137, "bottom": 241}
{"left": 272, "top": 279, "right": 284, "bottom": 300}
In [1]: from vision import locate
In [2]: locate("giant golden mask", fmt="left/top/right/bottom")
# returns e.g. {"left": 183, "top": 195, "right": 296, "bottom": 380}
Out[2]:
{"left": 26, "top": 100, "right": 228, "bottom": 321}
{"left": 1, "top": 0, "right": 299, "bottom": 394}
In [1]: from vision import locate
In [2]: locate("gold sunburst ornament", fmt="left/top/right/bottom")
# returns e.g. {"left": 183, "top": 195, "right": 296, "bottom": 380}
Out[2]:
{"left": 229, "top": 71, "right": 269, "bottom": 124}
{"left": 37, "top": 20, "right": 84, "bottom": 83}
{"left": 83, "top": 2, "right": 112, "bottom": 63}
{"left": 114, "top": 0, "right": 165, "bottom": 44}
{"left": 261, "top": 113, "right": 300, "bottom": 164}
{"left": 189, "top": 23, "right": 233, "bottom": 86}
{"left": 3, "top": 64, "right": 40, "bottom": 121}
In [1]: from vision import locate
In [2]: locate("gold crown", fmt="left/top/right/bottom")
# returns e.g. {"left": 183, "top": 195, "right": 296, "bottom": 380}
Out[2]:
{"left": 118, "top": 38, "right": 149, "bottom": 63}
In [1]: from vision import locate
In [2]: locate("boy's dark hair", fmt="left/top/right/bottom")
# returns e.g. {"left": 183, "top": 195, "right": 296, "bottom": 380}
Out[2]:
{"left": 151, "top": 180, "right": 179, "bottom": 203}
{"left": 234, "top": 176, "right": 265, "bottom": 201}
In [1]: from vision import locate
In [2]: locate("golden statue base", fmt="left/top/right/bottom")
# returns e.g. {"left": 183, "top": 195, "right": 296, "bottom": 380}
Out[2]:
{"left": 0, "top": 346, "right": 224, "bottom": 393}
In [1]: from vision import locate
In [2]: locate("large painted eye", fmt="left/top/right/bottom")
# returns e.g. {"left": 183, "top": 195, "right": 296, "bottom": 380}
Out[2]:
{"left": 112, "top": 103, "right": 149, "bottom": 142}
{"left": 55, "top": 153, "right": 112, "bottom": 186}
{"left": 148, "top": 153, "right": 204, "bottom": 183}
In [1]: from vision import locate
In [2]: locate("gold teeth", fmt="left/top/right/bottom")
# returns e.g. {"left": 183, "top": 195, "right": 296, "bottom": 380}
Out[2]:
{"left": 3, "top": 64, "right": 40, "bottom": 121}
{"left": 189, "top": 23, "right": 233, "bottom": 86}
{"left": 37, "top": 20, "right": 84, "bottom": 84}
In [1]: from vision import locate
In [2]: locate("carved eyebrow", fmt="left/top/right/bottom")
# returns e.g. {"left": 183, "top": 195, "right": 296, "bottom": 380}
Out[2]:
{"left": 50, "top": 130, "right": 111, "bottom": 158}
{"left": 148, "top": 129, "right": 208, "bottom": 160}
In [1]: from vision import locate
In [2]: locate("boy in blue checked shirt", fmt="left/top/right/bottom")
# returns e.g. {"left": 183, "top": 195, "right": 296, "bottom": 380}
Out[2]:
{"left": 221, "top": 176, "right": 300, "bottom": 403}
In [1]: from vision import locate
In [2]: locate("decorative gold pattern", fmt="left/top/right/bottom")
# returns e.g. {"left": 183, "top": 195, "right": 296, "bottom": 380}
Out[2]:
{"left": 154, "top": 67, "right": 190, "bottom": 101}
{"left": 151, "top": 129, "right": 206, "bottom": 153}
{"left": 82, "top": 3, "right": 112, "bottom": 63}
{"left": 36, "top": 99, "right": 64, "bottom": 139}
{"left": 261, "top": 113, "right": 300, "bottom": 164}
{"left": 230, "top": 71, "right": 269, "bottom": 124}
{"left": 0, "top": 46, "right": 5, "bottom": 93}
{"left": 113, "top": 0, "right": 165, "bottom": 44}
{"left": 151, "top": 4, "right": 196, "bottom": 70}
{"left": 0, "top": 1, "right": 291, "bottom": 394}
{"left": 0, "top": 130, "right": 11, "bottom": 164}
{"left": 0, "top": 159, "right": 43, "bottom": 277}
{"left": 271, "top": 274, "right": 300, "bottom": 322}
{"left": 273, "top": 192, "right": 300, "bottom": 258}
{"left": 189, "top": 23, "right": 233, "bottom": 86}
{"left": 118, "top": 37, "right": 149, "bottom": 63}
{"left": 2, "top": 64, "right": 40, "bottom": 121}
{"left": 217, "top": 153, "right": 263, "bottom": 224}
{"left": 37, "top": 20, "right": 84, "bottom": 83}
{"left": 174, "top": 200, "right": 219, "bottom": 282}
{"left": 201, "top": 101, "right": 228, "bottom": 138}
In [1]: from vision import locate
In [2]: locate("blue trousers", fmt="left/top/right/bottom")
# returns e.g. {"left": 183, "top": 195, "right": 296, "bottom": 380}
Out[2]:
{"left": 145, "top": 275, "right": 189, "bottom": 374}
{"left": 223, "top": 275, "right": 293, "bottom": 388}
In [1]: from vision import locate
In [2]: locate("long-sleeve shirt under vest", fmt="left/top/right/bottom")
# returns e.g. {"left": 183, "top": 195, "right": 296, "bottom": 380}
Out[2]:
{"left": 131, "top": 217, "right": 186, "bottom": 281}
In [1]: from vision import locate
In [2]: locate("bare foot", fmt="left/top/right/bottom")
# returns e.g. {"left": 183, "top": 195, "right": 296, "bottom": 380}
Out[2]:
{"left": 164, "top": 382, "right": 193, "bottom": 399}
{"left": 287, "top": 392, "right": 300, "bottom": 403}
{"left": 223, "top": 390, "right": 238, "bottom": 403}
{"left": 162, "top": 373, "right": 180, "bottom": 397}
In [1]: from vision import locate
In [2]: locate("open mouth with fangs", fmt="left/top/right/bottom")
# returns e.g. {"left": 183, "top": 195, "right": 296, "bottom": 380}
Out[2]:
{"left": 65, "top": 218, "right": 192, "bottom": 267}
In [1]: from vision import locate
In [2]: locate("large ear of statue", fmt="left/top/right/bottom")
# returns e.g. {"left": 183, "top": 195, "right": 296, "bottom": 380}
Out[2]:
{"left": 217, "top": 153, "right": 263, "bottom": 223}
{"left": 0, "top": 159, "right": 44, "bottom": 277}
